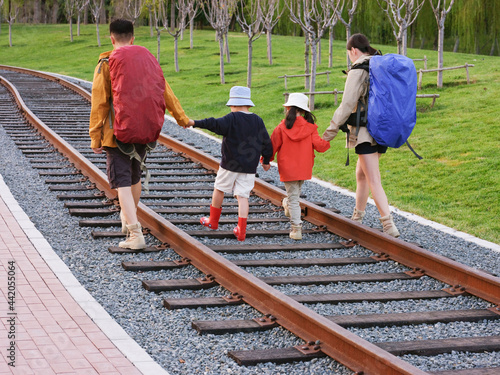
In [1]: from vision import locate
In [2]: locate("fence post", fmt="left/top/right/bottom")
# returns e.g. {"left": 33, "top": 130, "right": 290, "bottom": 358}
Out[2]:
{"left": 284, "top": 75, "right": 288, "bottom": 90}
{"left": 326, "top": 71, "right": 330, "bottom": 85}
{"left": 424, "top": 55, "right": 427, "bottom": 70}
{"left": 465, "top": 64, "right": 470, "bottom": 84}
{"left": 418, "top": 69, "right": 423, "bottom": 90}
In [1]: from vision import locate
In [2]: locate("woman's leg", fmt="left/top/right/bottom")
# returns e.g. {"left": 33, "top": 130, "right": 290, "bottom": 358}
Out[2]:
{"left": 356, "top": 153, "right": 390, "bottom": 218}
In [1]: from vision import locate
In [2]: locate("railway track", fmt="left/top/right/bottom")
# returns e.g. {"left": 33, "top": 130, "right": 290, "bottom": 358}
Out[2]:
{"left": 1, "top": 65, "right": 499, "bottom": 375}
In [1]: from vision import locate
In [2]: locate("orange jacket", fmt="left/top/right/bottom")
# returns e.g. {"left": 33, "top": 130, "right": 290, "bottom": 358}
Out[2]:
{"left": 271, "top": 116, "right": 330, "bottom": 182}
{"left": 89, "top": 50, "right": 189, "bottom": 149}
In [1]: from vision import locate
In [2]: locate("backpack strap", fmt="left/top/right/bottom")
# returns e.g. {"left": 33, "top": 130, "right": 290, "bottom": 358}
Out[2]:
{"left": 115, "top": 140, "right": 157, "bottom": 193}
{"left": 405, "top": 140, "right": 423, "bottom": 160}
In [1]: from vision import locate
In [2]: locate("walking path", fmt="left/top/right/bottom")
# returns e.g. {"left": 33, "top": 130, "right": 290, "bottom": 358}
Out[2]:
{"left": 0, "top": 175, "right": 168, "bottom": 375}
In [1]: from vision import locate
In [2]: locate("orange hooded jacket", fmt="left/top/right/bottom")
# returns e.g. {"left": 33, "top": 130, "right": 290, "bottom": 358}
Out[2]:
{"left": 270, "top": 116, "right": 330, "bottom": 182}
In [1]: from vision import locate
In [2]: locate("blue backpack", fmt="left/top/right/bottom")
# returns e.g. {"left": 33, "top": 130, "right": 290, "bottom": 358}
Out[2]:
{"left": 342, "top": 53, "right": 422, "bottom": 164}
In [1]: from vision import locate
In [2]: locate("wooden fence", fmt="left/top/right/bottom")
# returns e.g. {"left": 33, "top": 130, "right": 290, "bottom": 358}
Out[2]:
{"left": 418, "top": 63, "right": 474, "bottom": 90}
{"left": 278, "top": 71, "right": 331, "bottom": 90}
{"left": 284, "top": 92, "right": 440, "bottom": 111}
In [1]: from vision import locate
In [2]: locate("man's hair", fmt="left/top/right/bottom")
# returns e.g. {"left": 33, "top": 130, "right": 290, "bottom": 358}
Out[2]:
{"left": 110, "top": 19, "right": 134, "bottom": 43}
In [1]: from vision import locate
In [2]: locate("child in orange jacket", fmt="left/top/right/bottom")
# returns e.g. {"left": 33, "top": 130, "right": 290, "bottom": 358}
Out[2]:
{"left": 270, "top": 93, "right": 330, "bottom": 240}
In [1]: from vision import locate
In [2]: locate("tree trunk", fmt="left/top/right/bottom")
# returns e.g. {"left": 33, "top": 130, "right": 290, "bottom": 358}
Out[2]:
{"left": 156, "top": 29, "right": 161, "bottom": 62}
{"left": 224, "top": 32, "right": 230, "bottom": 63}
{"left": 490, "top": 38, "right": 498, "bottom": 56}
{"left": 190, "top": 20, "right": 194, "bottom": 49}
{"left": 247, "top": 38, "right": 253, "bottom": 88}
{"left": 317, "top": 38, "right": 321, "bottom": 66}
{"left": 346, "top": 24, "right": 352, "bottom": 68}
{"left": 453, "top": 36, "right": 459, "bottom": 52}
{"left": 437, "top": 25, "right": 444, "bottom": 88}
{"left": 309, "top": 40, "right": 317, "bottom": 111}
{"left": 267, "top": 30, "right": 273, "bottom": 65}
{"left": 70, "top": 18, "right": 74, "bottom": 42}
{"left": 149, "top": 9, "right": 154, "bottom": 37}
{"left": 77, "top": 13, "right": 81, "bottom": 36}
{"left": 174, "top": 36, "right": 179, "bottom": 72}
{"left": 9, "top": 23, "right": 13, "bottom": 47}
{"left": 96, "top": 19, "right": 101, "bottom": 47}
{"left": 304, "top": 35, "right": 310, "bottom": 90}
{"left": 329, "top": 25, "right": 334, "bottom": 68}
{"left": 219, "top": 36, "right": 225, "bottom": 84}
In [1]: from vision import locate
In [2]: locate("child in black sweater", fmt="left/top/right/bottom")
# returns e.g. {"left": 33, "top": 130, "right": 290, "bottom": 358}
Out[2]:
{"left": 187, "top": 86, "right": 272, "bottom": 241}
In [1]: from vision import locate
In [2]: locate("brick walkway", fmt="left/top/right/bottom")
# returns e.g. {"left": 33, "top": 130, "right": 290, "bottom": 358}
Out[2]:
{"left": 0, "top": 175, "right": 168, "bottom": 375}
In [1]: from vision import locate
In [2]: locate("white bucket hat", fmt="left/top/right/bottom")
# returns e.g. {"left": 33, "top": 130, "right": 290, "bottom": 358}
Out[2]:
{"left": 283, "top": 93, "right": 310, "bottom": 112}
{"left": 226, "top": 86, "right": 255, "bottom": 107}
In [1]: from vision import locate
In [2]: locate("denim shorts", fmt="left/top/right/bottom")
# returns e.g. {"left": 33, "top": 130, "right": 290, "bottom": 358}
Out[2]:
{"left": 105, "top": 145, "right": 146, "bottom": 189}
{"left": 355, "top": 142, "right": 388, "bottom": 155}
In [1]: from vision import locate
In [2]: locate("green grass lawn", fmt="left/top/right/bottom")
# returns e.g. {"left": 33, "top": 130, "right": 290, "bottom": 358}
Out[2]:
{"left": 1, "top": 23, "right": 499, "bottom": 244}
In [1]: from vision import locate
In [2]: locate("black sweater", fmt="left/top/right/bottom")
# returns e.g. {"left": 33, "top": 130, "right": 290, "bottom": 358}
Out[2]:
{"left": 194, "top": 111, "right": 273, "bottom": 173}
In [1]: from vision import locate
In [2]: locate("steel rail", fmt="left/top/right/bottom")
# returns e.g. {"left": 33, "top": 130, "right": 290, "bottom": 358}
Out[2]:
{"left": 0, "top": 68, "right": 428, "bottom": 374}
{"left": 3, "top": 66, "right": 499, "bottom": 373}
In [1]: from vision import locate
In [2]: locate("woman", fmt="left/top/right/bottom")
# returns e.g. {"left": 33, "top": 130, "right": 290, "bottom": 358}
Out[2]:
{"left": 322, "top": 33, "right": 400, "bottom": 237}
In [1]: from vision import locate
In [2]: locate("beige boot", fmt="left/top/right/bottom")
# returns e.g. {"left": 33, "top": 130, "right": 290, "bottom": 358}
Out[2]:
{"left": 380, "top": 214, "right": 400, "bottom": 238}
{"left": 282, "top": 197, "right": 290, "bottom": 217}
{"left": 351, "top": 208, "right": 365, "bottom": 223}
{"left": 119, "top": 223, "right": 146, "bottom": 249}
{"left": 289, "top": 224, "right": 302, "bottom": 240}
{"left": 120, "top": 210, "right": 128, "bottom": 234}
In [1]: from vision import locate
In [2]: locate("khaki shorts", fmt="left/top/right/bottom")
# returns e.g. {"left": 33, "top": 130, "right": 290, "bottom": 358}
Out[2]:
{"left": 214, "top": 167, "right": 255, "bottom": 198}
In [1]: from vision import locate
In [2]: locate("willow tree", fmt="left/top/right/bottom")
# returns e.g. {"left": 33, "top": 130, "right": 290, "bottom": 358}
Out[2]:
{"left": 377, "top": 0, "right": 425, "bottom": 55}
{"left": 429, "top": 0, "right": 455, "bottom": 88}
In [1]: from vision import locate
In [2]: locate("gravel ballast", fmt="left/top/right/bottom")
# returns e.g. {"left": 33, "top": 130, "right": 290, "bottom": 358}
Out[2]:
{"left": 0, "top": 75, "right": 499, "bottom": 374}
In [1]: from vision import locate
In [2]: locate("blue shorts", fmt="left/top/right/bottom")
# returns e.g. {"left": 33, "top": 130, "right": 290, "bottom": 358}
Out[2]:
{"left": 105, "top": 145, "right": 146, "bottom": 189}
{"left": 355, "top": 142, "right": 388, "bottom": 155}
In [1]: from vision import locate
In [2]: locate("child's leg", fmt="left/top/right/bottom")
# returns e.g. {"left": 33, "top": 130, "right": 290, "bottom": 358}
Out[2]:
{"left": 201, "top": 189, "right": 224, "bottom": 229}
{"left": 211, "top": 188, "right": 224, "bottom": 208}
{"left": 236, "top": 195, "right": 249, "bottom": 218}
{"left": 284, "top": 181, "right": 303, "bottom": 226}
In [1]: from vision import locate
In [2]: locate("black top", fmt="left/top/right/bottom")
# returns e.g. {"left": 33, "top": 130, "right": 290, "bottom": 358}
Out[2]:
{"left": 194, "top": 112, "right": 273, "bottom": 173}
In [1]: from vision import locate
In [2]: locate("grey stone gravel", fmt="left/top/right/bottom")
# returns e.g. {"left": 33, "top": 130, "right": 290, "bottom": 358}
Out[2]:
{"left": 0, "top": 76, "right": 498, "bottom": 374}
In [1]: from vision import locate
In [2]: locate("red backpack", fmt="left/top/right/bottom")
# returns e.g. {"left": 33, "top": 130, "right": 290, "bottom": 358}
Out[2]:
{"left": 109, "top": 45, "right": 166, "bottom": 144}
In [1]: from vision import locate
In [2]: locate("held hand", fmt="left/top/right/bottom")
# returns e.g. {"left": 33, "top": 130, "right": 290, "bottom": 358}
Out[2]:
{"left": 262, "top": 164, "right": 270, "bottom": 171}
{"left": 186, "top": 119, "right": 195, "bottom": 127}
{"left": 92, "top": 147, "right": 103, "bottom": 154}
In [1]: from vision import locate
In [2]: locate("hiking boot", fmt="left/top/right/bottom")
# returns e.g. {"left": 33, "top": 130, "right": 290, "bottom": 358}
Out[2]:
{"left": 200, "top": 205, "right": 222, "bottom": 230}
{"left": 380, "top": 214, "right": 400, "bottom": 238}
{"left": 233, "top": 217, "right": 247, "bottom": 242}
{"left": 119, "top": 222, "right": 146, "bottom": 249}
{"left": 282, "top": 197, "right": 290, "bottom": 217}
{"left": 120, "top": 210, "right": 128, "bottom": 234}
{"left": 351, "top": 208, "right": 365, "bottom": 224}
{"left": 289, "top": 224, "right": 302, "bottom": 240}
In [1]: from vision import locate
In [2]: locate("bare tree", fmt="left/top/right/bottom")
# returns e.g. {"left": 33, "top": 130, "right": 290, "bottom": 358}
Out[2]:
{"left": 90, "top": 0, "right": 104, "bottom": 47}
{"left": 126, "top": 0, "right": 145, "bottom": 24}
{"left": 0, "top": 0, "right": 4, "bottom": 35}
{"left": 335, "top": 0, "right": 358, "bottom": 68}
{"left": 7, "top": 0, "right": 20, "bottom": 47}
{"left": 64, "top": 0, "right": 77, "bottom": 42}
{"left": 166, "top": 0, "right": 191, "bottom": 72}
{"left": 186, "top": 0, "right": 199, "bottom": 49}
{"left": 261, "top": 0, "right": 282, "bottom": 65}
{"left": 429, "top": 0, "right": 455, "bottom": 88}
{"left": 286, "top": 0, "right": 340, "bottom": 109}
{"left": 235, "top": 0, "right": 265, "bottom": 87}
{"left": 377, "top": 0, "right": 425, "bottom": 55}
{"left": 145, "top": 0, "right": 154, "bottom": 36}
{"left": 203, "top": 0, "right": 236, "bottom": 84}
{"left": 76, "top": 0, "right": 90, "bottom": 37}
{"left": 152, "top": 0, "right": 168, "bottom": 62}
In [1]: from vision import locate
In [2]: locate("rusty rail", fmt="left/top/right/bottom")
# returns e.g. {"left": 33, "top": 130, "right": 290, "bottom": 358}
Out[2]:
{"left": 2, "top": 65, "right": 499, "bottom": 375}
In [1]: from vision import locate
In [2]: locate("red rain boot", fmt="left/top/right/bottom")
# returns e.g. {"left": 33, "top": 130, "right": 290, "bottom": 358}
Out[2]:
{"left": 233, "top": 217, "right": 247, "bottom": 241}
{"left": 200, "top": 205, "right": 222, "bottom": 230}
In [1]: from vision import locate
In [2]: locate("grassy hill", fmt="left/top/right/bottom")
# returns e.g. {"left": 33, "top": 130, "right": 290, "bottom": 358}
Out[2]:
{"left": 0, "top": 23, "right": 498, "bottom": 244}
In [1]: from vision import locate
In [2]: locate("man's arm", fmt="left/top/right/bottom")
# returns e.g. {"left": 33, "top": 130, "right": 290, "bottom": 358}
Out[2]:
{"left": 164, "top": 80, "right": 189, "bottom": 127}
{"left": 89, "top": 59, "right": 111, "bottom": 152}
